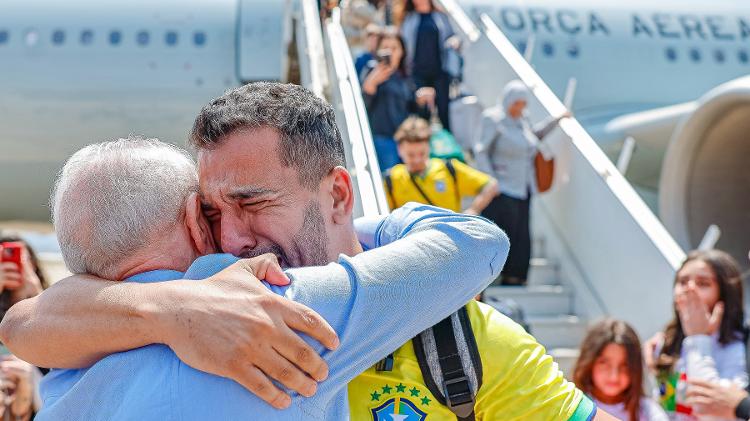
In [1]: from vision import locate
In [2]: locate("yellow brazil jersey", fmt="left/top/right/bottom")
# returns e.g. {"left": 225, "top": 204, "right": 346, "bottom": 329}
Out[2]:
{"left": 385, "top": 159, "right": 491, "bottom": 212}
{"left": 347, "top": 301, "right": 594, "bottom": 421}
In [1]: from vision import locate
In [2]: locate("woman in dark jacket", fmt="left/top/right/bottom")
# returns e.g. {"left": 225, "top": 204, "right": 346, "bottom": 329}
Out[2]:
{"left": 361, "top": 28, "right": 433, "bottom": 171}
{"left": 399, "top": 0, "right": 460, "bottom": 132}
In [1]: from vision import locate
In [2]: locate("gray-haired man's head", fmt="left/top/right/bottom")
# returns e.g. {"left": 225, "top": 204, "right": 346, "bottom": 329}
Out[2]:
{"left": 52, "top": 137, "right": 211, "bottom": 279}
{"left": 190, "top": 82, "right": 359, "bottom": 268}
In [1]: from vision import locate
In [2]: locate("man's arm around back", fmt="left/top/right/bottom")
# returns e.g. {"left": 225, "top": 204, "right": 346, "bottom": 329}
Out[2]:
{"left": 0, "top": 263, "right": 339, "bottom": 408}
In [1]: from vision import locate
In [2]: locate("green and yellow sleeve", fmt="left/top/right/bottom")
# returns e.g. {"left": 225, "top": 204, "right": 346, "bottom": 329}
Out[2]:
{"left": 469, "top": 301, "right": 593, "bottom": 420}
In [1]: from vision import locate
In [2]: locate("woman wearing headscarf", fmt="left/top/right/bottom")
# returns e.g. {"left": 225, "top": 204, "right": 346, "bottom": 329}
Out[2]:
{"left": 473, "top": 80, "right": 569, "bottom": 286}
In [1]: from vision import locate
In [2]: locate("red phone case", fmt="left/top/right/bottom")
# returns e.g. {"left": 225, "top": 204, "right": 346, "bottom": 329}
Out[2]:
{"left": 0, "top": 242, "right": 23, "bottom": 273}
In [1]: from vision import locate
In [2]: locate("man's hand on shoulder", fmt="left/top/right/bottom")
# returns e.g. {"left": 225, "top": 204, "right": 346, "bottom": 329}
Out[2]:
{"left": 154, "top": 255, "right": 339, "bottom": 409}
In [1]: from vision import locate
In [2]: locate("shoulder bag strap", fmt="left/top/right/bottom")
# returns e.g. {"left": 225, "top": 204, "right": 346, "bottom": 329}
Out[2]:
{"left": 408, "top": 172, "right": 436, "bottom": 206}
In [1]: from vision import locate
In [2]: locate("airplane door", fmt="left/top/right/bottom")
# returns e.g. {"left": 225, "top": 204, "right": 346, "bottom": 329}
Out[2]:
{"left": 237, "top": 0, "right": 291, "bottom": 82}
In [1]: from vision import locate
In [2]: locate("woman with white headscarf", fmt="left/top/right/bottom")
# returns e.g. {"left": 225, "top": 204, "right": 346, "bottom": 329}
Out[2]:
{"left": 473, "top": 80, "right": 569, "bottom": 286}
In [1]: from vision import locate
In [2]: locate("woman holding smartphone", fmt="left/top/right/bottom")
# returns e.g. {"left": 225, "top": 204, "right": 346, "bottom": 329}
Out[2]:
{"left": 0, "top": 235, "right": 47, "bottom": 421}
{"left": 0, "top": 236, "right": 46, "bottom": 315}
{"left": 361, "top": 27, "right": 434, "bottom": 172}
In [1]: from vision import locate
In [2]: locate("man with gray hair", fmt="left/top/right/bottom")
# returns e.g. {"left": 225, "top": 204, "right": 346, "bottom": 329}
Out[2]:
{"left": 29, "top": 135, "right": 507, "bottom": 420}
{"left": 52, "top": 137, "right": 201, "bottom": 280}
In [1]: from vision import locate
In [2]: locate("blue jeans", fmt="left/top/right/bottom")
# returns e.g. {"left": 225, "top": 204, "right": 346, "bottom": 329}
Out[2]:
{"left": 373, "top": 135, "right": 402, "bottom": 172}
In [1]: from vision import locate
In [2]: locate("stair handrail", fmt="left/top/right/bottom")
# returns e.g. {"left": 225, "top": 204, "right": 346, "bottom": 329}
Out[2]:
{"left": 323, "top": 11, "right": 390, "bottom": 218}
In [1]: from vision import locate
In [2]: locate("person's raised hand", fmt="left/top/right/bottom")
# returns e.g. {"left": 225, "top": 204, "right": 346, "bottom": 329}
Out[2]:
{"left": 362, "top": 63, "right": 394, "bottom": 95}
{"left": 687, "top": 378, "right": 747, "bottom": 418}
{"left": 558, "top": 110, "right": 573, "bottom": 120}
{"left": 9, "top": 247, "right": 44, "bottom": 303}
{"left": 0, "top": 263, "right": 22, "bottom": 294}
{"left": 157, "top": 255, "right": 339, "bottom": 409}
{"left": 676, "top": 284, "right": 723, "bottom": 337}
{"left": 0, "top": 356, "right": 35, "bottom": 417}
{"left": 642, "top": 331, "right": 664, "bottom": 372}
{"left": 445, "top": 35, "right": 461, "bottom": 51}
{"left": 415, "top": 87, "right": 436, "bottom": 108}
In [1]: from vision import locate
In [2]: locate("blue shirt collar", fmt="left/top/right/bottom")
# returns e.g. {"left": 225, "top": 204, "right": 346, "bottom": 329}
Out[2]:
{"left": 125, "top": 269, "right": 185, "bottom": 284}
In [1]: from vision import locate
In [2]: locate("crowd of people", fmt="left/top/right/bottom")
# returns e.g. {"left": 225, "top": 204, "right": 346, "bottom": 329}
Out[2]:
{"left": 350, "top": 0, "right": 575, "bottom": 286}
{"left": 3, "top": 209, "right": 750, "bottom": 420}
{"left": 0, "top": 2, "right": 746, "bottom": 420}
{"left": 344, "top": 1, "right": 750, "bottom": 420}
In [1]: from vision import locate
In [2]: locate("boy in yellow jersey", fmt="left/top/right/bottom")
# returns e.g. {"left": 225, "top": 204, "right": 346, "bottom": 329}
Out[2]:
{"left": 384, "top": 117, "right": 498, "bottom": 214}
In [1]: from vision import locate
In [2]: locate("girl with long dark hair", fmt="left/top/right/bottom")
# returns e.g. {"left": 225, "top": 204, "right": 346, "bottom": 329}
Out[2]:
{"left": 574, "top": 319, "right": 668, "bottom": 421}
{"left": 651, "top": 250, "right": 746, "bottom": 420}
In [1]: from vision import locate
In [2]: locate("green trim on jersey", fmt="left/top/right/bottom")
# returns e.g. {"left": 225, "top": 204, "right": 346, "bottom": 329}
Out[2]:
{"left": 569, "top": 395, "right": 596, "bottom": 421}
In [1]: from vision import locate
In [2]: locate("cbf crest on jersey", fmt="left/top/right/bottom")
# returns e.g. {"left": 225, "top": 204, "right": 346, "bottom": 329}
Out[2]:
{"left": 371, "top": 397, "right": 427, "bottom": 421}
{"left": 368, "top": 383, "right": 430, "bottom": 421}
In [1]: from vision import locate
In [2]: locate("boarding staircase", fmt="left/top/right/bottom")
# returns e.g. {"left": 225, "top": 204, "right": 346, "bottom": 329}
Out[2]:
{"left": 295, "top": 0, "right": 686, "bottom": 378}
{"left": 484, "top": 255, "right": 586, "bottom": 376}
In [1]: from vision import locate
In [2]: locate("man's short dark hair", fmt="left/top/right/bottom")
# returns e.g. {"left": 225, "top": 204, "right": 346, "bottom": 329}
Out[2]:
{"left": 190, "top": 82, "right": 346, "bottom": 189}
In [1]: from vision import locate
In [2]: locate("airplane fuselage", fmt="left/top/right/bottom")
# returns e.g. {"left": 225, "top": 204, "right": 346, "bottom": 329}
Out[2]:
{"left": 1, "top": 0, "right": 749, "bottom": 220}
{"left": 459, "top": 0, "right": 750, "bottom": 124}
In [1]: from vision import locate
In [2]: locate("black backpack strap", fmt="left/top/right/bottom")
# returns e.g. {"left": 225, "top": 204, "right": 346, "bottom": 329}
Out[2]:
{"left": 408, "top": 173, "right": 436, "bottom": 206}
{"left": 384, "top": 170, "right": 395, "bottom": 206}
{"left": 413, "top": 306, "right": 482, "bottom": 421}
{"left": 444, "top": 159, "right": 461, "bottom": 208}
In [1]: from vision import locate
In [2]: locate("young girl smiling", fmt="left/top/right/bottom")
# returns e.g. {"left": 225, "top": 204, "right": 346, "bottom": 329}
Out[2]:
{"left": 574, "top": 319, "right": 668, "bottom": 421}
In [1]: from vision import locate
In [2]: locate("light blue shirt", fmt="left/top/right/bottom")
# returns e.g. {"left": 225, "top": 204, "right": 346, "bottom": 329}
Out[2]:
{"left": 37, "top": 203, "right": 508, "bottom": 420}
{"left": 473, "top": 106, "right": 558, "bottom": 200}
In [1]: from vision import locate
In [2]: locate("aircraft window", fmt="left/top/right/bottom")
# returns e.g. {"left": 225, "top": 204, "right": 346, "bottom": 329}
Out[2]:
{"left": 542, "top": 42, "right": 554, "bottom": 57}
{"left": 739, "top": 50, "right": 749, "bottom": 64}
{"left": 0, "top": 30, "right": 7, "bottom": 45}
{"left": 137, "top": 31, "right": 149, "bottom": 46}
{"left": 689, "top": 48, "right": 701, "bottom": 62}
{"left": 52, "top": 30, "right": 65, "bottom": 45}
{"left": 80, "top": 30, "right": 93, "bottom": 45}
{"left": 25, "top": 30, "right": 39, "bottom": 46}
{"left": 165, "top": 31, "right": 178, "bottom": 46}
{"left": 109, "top": 31, "right": 122, "bottom": 45}
{"left": 567, "top": 44, "right": 579, "bottom": 58}
{"left": 714, "top": 49, "right": 725, "bottom": 63}
{"left": 193, "top": 31, "right": 206, "bottom": 46}
{"left": 665, "top": 47, "right": 677, "bottom": 62}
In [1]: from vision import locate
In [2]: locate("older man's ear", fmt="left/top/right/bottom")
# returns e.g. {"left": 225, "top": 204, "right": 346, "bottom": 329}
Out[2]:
{"left": 185, "top": 192, "right": 217, "bottom": 256}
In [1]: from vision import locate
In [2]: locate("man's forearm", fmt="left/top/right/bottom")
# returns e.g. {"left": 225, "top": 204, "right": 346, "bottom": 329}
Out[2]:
{"left": 466, "top": 180, "right": 498, "bottom": 214}
{"left": 0, "top": 275, "right": 165, "bottom": 368}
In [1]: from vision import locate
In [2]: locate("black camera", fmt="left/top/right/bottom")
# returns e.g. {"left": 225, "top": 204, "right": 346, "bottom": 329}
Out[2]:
{"left": 376, "top": 49, "right": 392, "bottom": 66}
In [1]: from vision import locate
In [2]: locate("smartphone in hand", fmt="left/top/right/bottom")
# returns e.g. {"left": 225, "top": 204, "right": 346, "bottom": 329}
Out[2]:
{"left": 0, "top": 242, "right": 23, "bottom": 278}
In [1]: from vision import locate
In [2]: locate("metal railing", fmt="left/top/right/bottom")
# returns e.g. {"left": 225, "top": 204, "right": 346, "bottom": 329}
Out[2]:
{"left": 322, "top": 10, "right": 389, "bottom": 218}
{"left": 297, "top": 0, "right": 328, "bottom": 99}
